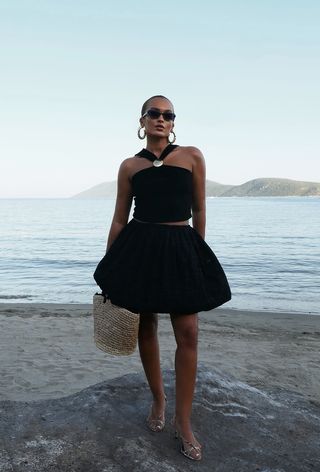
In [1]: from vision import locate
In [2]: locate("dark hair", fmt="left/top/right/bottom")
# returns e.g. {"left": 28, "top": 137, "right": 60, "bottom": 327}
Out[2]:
{"left": 141, "top": 95, "right": 174, "bottom": 116}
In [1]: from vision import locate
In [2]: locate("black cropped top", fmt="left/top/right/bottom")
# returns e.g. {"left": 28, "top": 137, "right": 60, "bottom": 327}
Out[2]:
{"left": 132, "top": 144, "right": 193, "bottom": 223}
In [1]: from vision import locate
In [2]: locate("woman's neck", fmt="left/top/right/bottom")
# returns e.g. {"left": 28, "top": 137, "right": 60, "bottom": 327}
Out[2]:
{"left": 145, "top": 137, "right": 170, "bottom": 158}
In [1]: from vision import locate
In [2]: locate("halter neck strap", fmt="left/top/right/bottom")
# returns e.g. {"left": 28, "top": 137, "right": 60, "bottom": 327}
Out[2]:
{"left": 135, "top": 144, "right": 179, "bottom": 162}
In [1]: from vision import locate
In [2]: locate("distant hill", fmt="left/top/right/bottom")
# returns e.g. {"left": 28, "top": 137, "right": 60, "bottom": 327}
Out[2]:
{"left": 72, "top": 181, "right": 117, "bottom": 199}
{"left": 219, "top": 178, "right": 320, "bottom": 197}
{"left": 71, "top": 177, "right": 320, "bottom": 199}
{"left": 206, "top": 181, "right": 234, "bottom": 196}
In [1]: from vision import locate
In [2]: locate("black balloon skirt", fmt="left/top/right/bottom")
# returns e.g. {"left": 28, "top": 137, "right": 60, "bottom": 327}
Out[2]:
{"left": 93, "top": 218, "right": 231, "bottom": 315}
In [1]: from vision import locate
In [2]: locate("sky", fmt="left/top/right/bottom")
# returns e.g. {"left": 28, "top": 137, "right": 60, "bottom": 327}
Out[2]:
{"left": 1, "top": 0, "right": 319, "bottom": 198}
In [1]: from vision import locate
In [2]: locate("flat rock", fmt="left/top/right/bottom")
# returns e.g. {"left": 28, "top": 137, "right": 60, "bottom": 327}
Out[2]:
{"left": 0, "top": 364, "right": 319, "bottom": 471}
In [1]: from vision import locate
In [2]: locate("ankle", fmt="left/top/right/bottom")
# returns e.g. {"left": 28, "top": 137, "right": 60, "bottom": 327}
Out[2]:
{"left": 152, "top": 392, "right": 166, "bottom": 403}
{"left": 173, "top": 417, "right": 193, "bottom": 434}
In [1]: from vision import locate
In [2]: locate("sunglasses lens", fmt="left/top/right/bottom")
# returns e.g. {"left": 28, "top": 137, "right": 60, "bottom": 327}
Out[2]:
{"left": 147, "top": 110, "right": 161, "bottom": 119}
{"left": 163, "top": 112, "right": 175, "bottom": 121}
{"left": 145, "top": 110, "right": 175, "bottom": 121}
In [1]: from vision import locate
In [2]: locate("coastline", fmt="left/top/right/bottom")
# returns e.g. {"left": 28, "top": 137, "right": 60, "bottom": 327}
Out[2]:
{"left": 1, "top": 303, "right": 319, "bottom": 405}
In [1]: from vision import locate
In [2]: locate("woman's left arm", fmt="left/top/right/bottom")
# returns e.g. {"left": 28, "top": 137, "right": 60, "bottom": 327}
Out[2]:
{"left": 190, "top": 147, "right": 206, "bottom": 239}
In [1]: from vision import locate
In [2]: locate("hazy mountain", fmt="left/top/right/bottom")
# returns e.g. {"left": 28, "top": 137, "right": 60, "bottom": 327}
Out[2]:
{"left": 219, "top": 178, "right": 320, "bottom": 197}
{"left": 71, "top": 177, "right": 320, "bottom": 199}
{"left": 72, "top": 181, "right": 117, "bottom": 199}
{"left": 206, "top": 181, "right": 234, "bottom": 196}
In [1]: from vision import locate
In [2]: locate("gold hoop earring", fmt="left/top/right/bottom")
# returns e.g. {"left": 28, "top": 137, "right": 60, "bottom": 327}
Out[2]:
{"left": 168, "top": 130, "right": 176, "bottom": 144}
{"left": 138, "top": 126, "right": 146, "bottom": 139}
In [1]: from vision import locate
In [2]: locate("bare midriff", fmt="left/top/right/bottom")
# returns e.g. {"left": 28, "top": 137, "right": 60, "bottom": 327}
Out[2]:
{"left": 133, "top": 217, "right": 189, "bottom": 226}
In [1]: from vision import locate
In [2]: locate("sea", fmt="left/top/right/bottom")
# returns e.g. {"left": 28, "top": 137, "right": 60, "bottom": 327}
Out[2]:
{"left": 0, "top": 197, "right": 319, "bottom": 315}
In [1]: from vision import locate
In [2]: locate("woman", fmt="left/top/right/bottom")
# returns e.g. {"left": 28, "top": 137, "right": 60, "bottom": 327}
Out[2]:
{"left": 93, "top": 95, "right": 231, "bottom": 461}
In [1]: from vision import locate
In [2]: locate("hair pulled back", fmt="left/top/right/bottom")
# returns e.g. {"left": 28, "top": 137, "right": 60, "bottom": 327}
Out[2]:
{"left": 141, "top": 95, "right": 174, "bottom": 116}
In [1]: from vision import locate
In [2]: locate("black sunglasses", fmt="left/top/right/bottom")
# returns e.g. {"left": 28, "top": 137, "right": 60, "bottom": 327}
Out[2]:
{"left": 142, "top": 109, "right": 176, "bottom": 122}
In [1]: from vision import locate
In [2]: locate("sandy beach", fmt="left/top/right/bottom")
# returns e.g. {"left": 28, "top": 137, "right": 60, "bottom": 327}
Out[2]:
{"left": 0, "top": 303, "right": 319, "bottom": 405}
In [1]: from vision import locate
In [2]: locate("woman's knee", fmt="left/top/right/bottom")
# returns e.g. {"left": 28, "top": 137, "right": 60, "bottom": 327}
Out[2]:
{"left": 171, "top": 314, "right": 198, "bottom": 349}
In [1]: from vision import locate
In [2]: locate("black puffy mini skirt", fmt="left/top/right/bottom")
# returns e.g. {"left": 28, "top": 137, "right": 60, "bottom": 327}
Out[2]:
{"left": 93, "top": 218, "right": 231, "bottom": 315}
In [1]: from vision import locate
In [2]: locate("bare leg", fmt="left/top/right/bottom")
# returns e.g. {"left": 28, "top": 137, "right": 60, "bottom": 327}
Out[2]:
{"left": 170, "top": 312, "right": 200, "bottom": 447}
{"left": 138, "top": 313, "right": 166, "bottom": 418}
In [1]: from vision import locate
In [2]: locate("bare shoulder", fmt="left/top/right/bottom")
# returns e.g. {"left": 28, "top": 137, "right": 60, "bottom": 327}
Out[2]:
{"left": 178, "top": 145, "right": 204, "bottom": 158}
{"left": 118, "top": 156, "right": 139, "bottom": 176}
{"left": 178, "top": 145, "right": 205, "bottom": 168}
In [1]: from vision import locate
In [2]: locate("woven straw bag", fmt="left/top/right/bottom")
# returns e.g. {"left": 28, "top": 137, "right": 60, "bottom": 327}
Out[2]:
{"left": 93, "top": 292, "right": 140, "bottom": 356}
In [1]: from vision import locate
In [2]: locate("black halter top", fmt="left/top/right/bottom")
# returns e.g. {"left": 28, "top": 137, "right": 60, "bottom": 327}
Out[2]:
{"left": 131, "top": 144, "right": 193, "bottom": 223}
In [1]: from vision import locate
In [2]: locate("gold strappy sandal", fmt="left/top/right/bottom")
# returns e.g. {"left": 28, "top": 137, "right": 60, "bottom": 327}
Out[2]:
{"left": 172, "top": 416, "right": 202, "bottom": 461}
{"left": 146, "top": 395, "right": 167, "bottom": 432}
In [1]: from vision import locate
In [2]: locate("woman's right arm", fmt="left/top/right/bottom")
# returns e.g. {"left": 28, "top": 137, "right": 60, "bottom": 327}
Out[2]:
{"left": 106, "top": 159, "right": 133, "bottom": 253}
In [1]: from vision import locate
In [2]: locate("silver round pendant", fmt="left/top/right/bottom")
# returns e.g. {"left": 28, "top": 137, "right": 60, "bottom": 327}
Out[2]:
{"left": 153, "top": 159, "right": 163, "bottom": 167}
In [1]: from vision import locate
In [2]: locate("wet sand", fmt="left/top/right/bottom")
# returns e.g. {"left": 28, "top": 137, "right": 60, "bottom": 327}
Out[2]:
{"left": 1, "top": 303, "right": 319, "bottom": 405}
